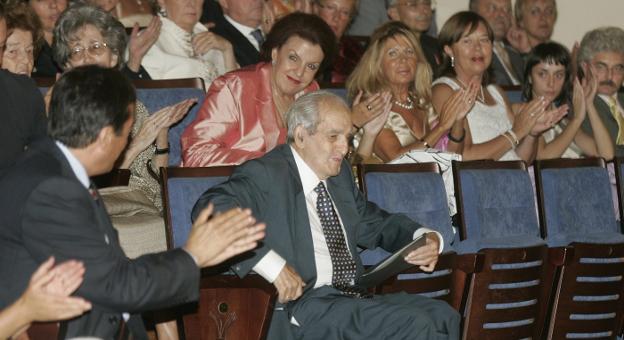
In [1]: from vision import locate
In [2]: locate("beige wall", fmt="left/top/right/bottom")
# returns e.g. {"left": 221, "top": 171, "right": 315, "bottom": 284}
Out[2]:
{"left": 435, "top": 0, "right": 624, "bottom": 49}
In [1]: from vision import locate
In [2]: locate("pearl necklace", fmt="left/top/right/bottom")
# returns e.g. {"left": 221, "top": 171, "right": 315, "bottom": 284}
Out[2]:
{"left": 456, "top": 78, "right": 485, "bottom": 103}
{"left": 394, "top": 96, "right": 414, "bottom": 110}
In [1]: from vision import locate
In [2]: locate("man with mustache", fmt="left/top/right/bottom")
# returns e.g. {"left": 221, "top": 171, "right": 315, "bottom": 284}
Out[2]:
{"left": 470, "top": 0, "right": 524, "bottom": 86}
{"left": 579, "top": 27, "right": 624, "bottom": 157}
{"left": 387, "top": 0, "right": 441, "bottom": 69}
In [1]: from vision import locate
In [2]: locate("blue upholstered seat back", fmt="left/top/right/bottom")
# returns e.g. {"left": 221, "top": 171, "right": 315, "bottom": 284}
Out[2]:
{"left": 166, "top": 176, "right": 229, "bottom": 248}
{"left": 361, "top": 171, "right": 453, "bottom": 265}
{"left": 456, "top": 168, "right": 543, "bottom": 253}
{"left": 539, "top": 166, "right": 624, "bottom": 246}
{"left": 136, "top": 87, "right": 205, "bottom": 166}
{"left": 324, "top": 88, "right": 348, "bottom": 103}
{"left": 505, "top": 89, "right": 523, "bottom": 104}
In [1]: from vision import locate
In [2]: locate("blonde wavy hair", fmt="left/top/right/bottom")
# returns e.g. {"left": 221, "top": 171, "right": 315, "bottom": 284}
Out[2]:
{"left": 346, "top": 21, "right": 432, "bottom": 110}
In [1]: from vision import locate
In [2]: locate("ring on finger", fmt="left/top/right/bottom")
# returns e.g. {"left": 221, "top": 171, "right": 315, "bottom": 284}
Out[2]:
{"left": 530, "top": 113, "right": 535, "bottom": 117}
{"left": 366, "top": 104, "right": 372, "bottom": 111}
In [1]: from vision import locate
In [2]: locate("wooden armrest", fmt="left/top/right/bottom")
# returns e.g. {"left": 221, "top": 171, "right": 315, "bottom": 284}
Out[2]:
{"left": 548, "top": 246, "right": 574, "bottom": 266}
{"left": 455, "top": 253, "right": 484, "bottom": 274}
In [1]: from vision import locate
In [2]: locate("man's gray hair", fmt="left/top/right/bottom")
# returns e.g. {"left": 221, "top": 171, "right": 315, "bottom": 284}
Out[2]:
{"left": 577, "top": 26, "right": 624, "bottom": 64}
{"left": 286, "top": 90, "right": 349, "bottom": 144}
{"left": 53, "top": 3, "right": 127, "bottom": 70}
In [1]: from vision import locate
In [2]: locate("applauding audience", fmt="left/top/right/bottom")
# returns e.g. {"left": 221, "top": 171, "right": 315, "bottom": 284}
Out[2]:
{"left": 347, "top": 21, "right": 474, "bottom": 162}
{"left": 432, "top": 11, "right": 564, "bottom": 162}
{"left": 519, "top": 42, "right": 613, "bottom": 160}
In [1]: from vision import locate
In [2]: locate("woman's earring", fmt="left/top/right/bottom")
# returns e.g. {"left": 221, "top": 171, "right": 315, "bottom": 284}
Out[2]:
{"left": 451, "top": 56, "right": 455, "bottom": 68}
{"left": 159, "top": 8, "right": 167, "bottom": 17}
{"left": 271, "top": 59, "right": 276, "bottom": 66}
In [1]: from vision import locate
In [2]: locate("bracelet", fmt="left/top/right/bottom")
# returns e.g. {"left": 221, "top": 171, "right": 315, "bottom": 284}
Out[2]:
{"left": 447, "top": 129, "right": 465, "bottom": 143}
{"left": 506, "top": 130, "right": 519, "bottom": 145}
{"left": 154, "top": 143, "right": 170, "bottom": 155}
{"left": 501, "top": 132, "right": 516, "bottom": 149}
{"left": 421, "top": 139, "right": 431, "bottom": 148}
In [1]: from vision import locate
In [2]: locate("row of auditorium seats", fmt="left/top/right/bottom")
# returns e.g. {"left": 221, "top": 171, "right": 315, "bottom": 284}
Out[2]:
{"left": 160, "top": 158, "right": 624, "bottom": 339}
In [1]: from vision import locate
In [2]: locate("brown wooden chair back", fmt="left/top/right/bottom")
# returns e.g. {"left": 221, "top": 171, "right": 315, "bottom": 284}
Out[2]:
{"left": 534, "top": 158, "right": 624, "bottom": 339}
{"left": 453, "top": 159, "right": 551, "bottom": 339}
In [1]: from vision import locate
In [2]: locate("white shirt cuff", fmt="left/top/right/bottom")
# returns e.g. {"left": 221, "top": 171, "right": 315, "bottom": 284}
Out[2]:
{"left": 413, "top": 228, "right": 444, "bottom": 254}
{"left": 252, "top": 250, "right": 286, "bottom": 283}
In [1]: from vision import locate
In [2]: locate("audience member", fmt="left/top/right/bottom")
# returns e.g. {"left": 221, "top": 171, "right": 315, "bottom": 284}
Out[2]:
{"left": 54, "top": 3, "right": 193, "bottom": 213}
{"left": 347, "top": 21, "right": 475, "bottom": 161}
{"left": 578, "top": 27, "right": 624, "bottom": 157}
{"left": 470, "top": 0, "right": 524, "bottom": 85}
{"left": 29, "top": 0, "right": 66, "bottom": 77}
{"left": 0, "top": 65, "right": 265, "bottom": 339}
{"left": 116, "top": 0, "right": 156, "bottom": 27}
{"left": 181, "top": 12, "right": 335, "bottom": 167}
{"left": 508, "top": 0, "right": 556, "bottom": 54}
{"left": 0, "top": 3, "right": 48, "bottom": 174}
{"left": 346, "top": 0, "right": 388, "bottom": 36}
{"left": 0, "top": 257, "right": 91, "bottom": 339}
{"left": 205, "top": 0, "right": 265, "bottom": 67}
{"left": 313, "top": 0, "right": 364, "bottom": 83}
{"left": 387, "top": 0, "right": 442, "bottom": 69}
{"left": 87, "top": 0, "right": 161, "bottom": 79}
{"left": 142, "top": 0, "right": 237, "bottom": 87}
{"left": 193, "top": 90, "right": 459, "bottom": 339}
{"left": 268, "top": 0, "right": 313, "bottom": 19}
{"left": 1, "top": 1, "right": 41, "bottom": 77}
{"left": 520, "top": 42, "right": 613, "bottom": 160}
{"left": 432, "top": 11, "right": 563, "bottom": 162}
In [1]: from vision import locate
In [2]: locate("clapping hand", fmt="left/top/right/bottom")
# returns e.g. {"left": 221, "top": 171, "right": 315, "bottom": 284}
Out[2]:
{"left": 127, "top": 17, "right": 161, "bottom": 72}
{"left": 506, "top": 25, "right": 531, "bottom": 54}
{"left": 184, "top": 204, "right": 266, "bottom": 268}
{"left": 128, "top": 99, "right": 197, "bottom": 156}
{"left": 352, "top": 90, "right": 392, "bottom": 129}
{"left": 439, "top": 81, "right": 480, "bottom": 129}
{"left": 192, "top": 26, "right": 233, "bottom": 56}
{"left": 21, "top": 257, "right": 91, "bottom": 322}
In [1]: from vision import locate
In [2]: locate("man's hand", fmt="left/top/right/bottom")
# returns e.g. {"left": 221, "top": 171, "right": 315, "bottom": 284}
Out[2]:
{"left": 274, "top": 264, "right": 305, "bottom": 304}
{"left": 184, "top": 204, "right": 266, "bottom": 267}
{"left": 404, "top": 233, "right": 440, "bottom": 272}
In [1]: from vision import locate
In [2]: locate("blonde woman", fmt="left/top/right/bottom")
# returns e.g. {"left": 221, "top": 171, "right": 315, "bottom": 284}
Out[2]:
{"left": 347, "top": 21, "right": 476, "bottom": 162}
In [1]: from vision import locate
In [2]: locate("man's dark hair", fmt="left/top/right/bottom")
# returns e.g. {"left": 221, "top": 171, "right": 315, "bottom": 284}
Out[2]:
{"left": 48, "top": 65, "right": 136, "bottom": 148}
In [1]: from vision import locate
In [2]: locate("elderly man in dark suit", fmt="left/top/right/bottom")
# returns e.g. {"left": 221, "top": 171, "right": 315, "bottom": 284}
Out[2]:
{"left": 0, "top": 66, "right": 265, "bottom": 339}
{"left": 470, "top": 0, "right": 525, "bottom": 86}
{"left": 194, "top": 90, "right": 460, "bottom": 339}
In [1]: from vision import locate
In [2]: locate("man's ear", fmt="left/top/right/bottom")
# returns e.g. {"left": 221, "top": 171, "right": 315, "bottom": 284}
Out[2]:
{"left": 95, "top": 126, "right": 114, "bottom": 153}
{"left": 293, "top": 125, "right": 306, "bottom": 148}
{"left": 387, "top": 7, "right": 399, "bottom": 21}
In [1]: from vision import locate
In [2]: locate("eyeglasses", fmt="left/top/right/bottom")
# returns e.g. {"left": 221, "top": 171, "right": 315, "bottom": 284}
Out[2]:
{"left": 396, "top": 0, "right": 435, "bottom": 10}
{"left": 317, "top": 2, "right": 353, "bottom": 19}
{"left": 592, "top": 62, "right": 624, "bottom": 76}
{"left": 69, "top": 41, "right": 110, "bottom": 61}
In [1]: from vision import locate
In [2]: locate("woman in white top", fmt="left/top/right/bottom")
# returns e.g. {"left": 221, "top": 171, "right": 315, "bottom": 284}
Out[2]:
{"left": 432, "top": 11, "right": 565, "bottom": 163}
{"left": 518, "top": 42, "right": 613, "bottom": 160}
{"left": 142, "top": 0, "right": 238, "bottom": 88}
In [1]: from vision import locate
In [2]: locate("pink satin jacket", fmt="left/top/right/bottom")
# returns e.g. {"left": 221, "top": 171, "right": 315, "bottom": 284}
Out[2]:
{"left": 181, "top": 62, "right": 319, "bottom": 167}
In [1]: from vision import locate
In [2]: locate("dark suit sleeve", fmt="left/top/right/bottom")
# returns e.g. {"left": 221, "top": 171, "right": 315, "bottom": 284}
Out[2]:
{"left": 22, "top": 178, "right": 200, "bottom": 313}
{"left": 192, "top": 160, "right": 271, "bottom": 277}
